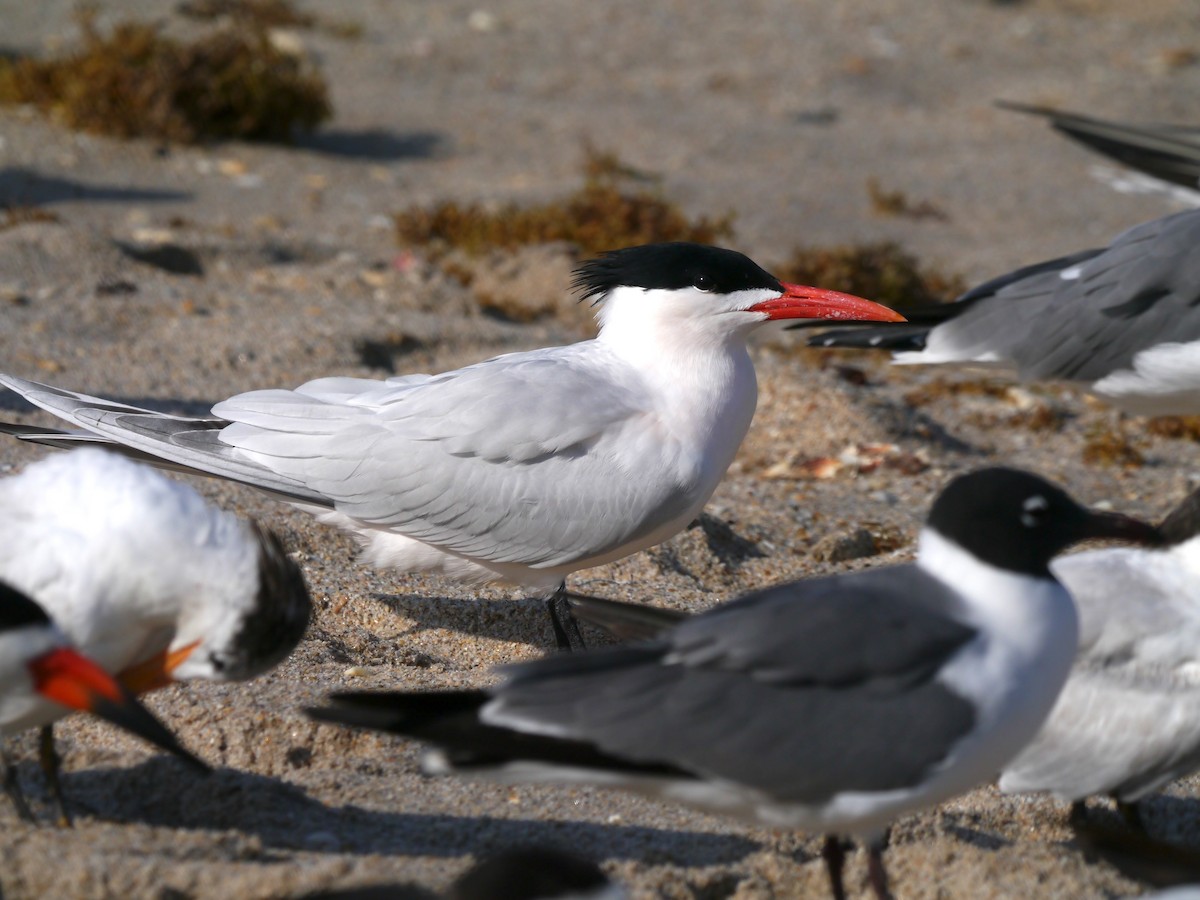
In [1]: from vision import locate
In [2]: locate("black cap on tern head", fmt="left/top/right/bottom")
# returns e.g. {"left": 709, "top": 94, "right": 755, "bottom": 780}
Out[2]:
{"left": 572, "top": 242, "right": 783, "bottom": 305}
{"left": 928, "top": 467, "right": 1162, "bottom": 576}
{"left": 0, "top": 580, "right": 51, "bottom": 632}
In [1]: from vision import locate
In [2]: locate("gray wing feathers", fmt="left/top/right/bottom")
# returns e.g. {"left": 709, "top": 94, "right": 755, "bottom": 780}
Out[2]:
{"left": 0, "top": 374, "right": 336, "bottom": 505}
{"left": 4, "top": 346, "right": 693, "bottom": 568}
{"left": 491, "top": 568, "right": 978, "bottom": 802}
{"left": 936, "top": 210, "right": 1200, "bottom": 380}
{"left": 210, "top": 350, "right": 690, "bottom": 567}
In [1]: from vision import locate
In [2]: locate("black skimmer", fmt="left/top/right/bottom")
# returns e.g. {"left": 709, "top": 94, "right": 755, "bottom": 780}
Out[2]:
{"left": 0, "top": 579, "right": 208, "bottom": 823}
{"left": 0, "top": 448, "right": 309, "bottom": 821}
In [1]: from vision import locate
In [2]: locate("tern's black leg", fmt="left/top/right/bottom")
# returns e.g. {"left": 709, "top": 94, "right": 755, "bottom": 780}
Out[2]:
{"left": 37, "top": 726, "right": 71, "bottom": 828}
{"left": 821, "top": 834, "right": 847, "bottom": 900}
{"left": 545, "top": 583, "right": 587, "bottom": 652}
{"left": 1115, "top": 797, "right": 1146, "bottom": 835}
{"left": 866, "top": 840, "right": 893, "bottom": 900}
{"left": 2, "top": 744, "right": 34, "bottom": 823}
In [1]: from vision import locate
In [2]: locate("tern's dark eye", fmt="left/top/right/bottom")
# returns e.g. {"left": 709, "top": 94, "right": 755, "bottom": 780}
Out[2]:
{"left": 693, "top": 274, "right": 714, "bottom": 293}
{"left": 1020, "top": 494, "right": 1050, "bottom": 528}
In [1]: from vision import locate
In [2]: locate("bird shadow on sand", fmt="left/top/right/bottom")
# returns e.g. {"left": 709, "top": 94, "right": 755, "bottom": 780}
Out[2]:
{"left": 369, "top": 591, "right": 616, "bottom": 650}
{"left": 0, "top": 167, "right": 192, "bottom": 207}
{"left": 50, "top": 759, "right": 759, "bottom": 866}
{"left": 859, "top": 391, "right": 986, "bottom": 457}
{"left": 291, "top": 128, "right": 446, "bottom": 162}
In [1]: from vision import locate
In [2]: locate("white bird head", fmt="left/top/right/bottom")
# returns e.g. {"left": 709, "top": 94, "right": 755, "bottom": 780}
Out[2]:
{"left": 122, "top": 523, "right": 311, "bottom": 687}
{"left": 0, "top": 449, "right": 310, "bottom": 693}
{"left": 0, "top": 580, "right": 208, "bottom": 770}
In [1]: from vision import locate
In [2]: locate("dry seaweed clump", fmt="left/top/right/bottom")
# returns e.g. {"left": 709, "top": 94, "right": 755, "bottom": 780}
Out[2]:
{"left": 1147, "top": 416, "right": 1200, "bottom": 442}
{"left": 774, "top": 242, "right": 965, "bottom": 310}
{"left": 1082, "top": 426, "right": 1144, "bottom": 468}
{"left": 0, "top": 10, "right": 331, "bottom": 143}
{"left": 394, "top": 150, "right": 735, "bottom": 258}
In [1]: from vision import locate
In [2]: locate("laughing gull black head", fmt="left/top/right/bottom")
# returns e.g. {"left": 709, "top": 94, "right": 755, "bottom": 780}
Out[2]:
{"left": 806, "top": 208, "right": 1200, "bottom": 414}
{"left": 1000, "top": 482, "right": 1200, "bottom": 831}
{"left": 307, "top": 467, "right": 1161, "bottom": 900}
{"left": 0, "top": 243, "right": 902, "bottom": 651}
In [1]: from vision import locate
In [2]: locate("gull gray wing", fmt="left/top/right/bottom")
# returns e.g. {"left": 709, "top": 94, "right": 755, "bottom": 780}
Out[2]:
{"left": 998, "top": 101, "right": 1200, "bottom": 189}
{"left": 487, "top": 567, "right": 979, "bottom": 803}
{"left": 1055, "top": 546, "right": 1200, "bottom": 673}
{"left": 928, "top": 210, "right": 1200, "bottom": 381}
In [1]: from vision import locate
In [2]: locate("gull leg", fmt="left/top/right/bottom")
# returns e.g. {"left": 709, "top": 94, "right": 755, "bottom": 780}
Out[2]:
{"left": 866, "top": 840, "right": 893, "bottom": 900}
{"left": 38, "top": 726, "right": 71, "bottom": 828}
{"left": 2, "top": 744, "right": 34, "bottom": 823}
{"left": 545, "top": 583, "right": 587, "bottom": 652}
{"left": 821, "top": 834, "right": 847, "bottom": 900}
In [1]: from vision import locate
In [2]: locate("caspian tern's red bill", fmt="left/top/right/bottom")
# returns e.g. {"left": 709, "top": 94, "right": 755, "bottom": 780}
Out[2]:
{"left": 28, "top": 646, "right": 210, "bottom": 773}
{"left": 749, "top": 284, "right": 906, "bottom": 322}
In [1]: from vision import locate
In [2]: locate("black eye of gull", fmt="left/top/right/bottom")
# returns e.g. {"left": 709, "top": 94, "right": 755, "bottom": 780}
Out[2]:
{"left": 1021, "top": 495, "right": 1049, "bottom": 528}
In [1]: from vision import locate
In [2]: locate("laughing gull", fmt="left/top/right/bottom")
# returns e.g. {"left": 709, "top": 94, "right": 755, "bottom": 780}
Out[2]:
{"left": 1000, "top": 482, "right": 1200, "bottom": 830}
{"left": 0, "top": 449, "right": 309, "bottom": 821}
{"left": 308, "top": 467, "right": 1161, "bottom": 900}
{"left": 0, "top": 242, "right": 903, "bottom": 649}
{"left": 807, "top": 209, "right": 1200, "bottom": 414}
{"left": 1, "top": 579, "right": 209, "bottom": 824}
{"left": 997, "top": 100, "right": 1200, "bottom": 196}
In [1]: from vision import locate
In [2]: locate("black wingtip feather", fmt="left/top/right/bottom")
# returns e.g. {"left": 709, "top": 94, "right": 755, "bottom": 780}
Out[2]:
{"left": 308, "top": 689, "right": 690, "bottom": 779}
{"left": 1158, "top": 486, "right": 1200, "bottom": 545}
{"left": 805, "top": 326, "right": 931, "bottom": 351}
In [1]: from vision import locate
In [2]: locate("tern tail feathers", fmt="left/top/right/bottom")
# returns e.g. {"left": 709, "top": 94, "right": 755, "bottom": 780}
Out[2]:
{"left": 0, "top": 374, "right": 333, "bottom": 506}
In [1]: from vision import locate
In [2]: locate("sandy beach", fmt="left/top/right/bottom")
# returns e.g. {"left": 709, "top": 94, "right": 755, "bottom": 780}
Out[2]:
{"left": 3, "top": 1, "right": 1200, "bottom": 896}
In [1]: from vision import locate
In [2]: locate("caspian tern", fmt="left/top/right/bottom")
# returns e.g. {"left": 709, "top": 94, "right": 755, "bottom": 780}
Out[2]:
{"left": 0, "top": 578, "right": 209, "bottom": 823}
{"left": 1000, "top": 483, "right": 1200, "bottom": 831}
{"left": 308, "top": 468, "right": 1161, "bottom": 900}
{"left": 0, "top": 449, "right": 310, "bottom": 821}
{"left": 807, "top": 210, "right": 1200, "bottom": 415}
{"left": 0, "top": 242, "right": 903, "bottom": 648}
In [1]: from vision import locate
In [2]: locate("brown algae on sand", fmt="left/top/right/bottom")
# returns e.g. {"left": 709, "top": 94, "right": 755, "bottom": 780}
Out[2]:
{"left": 0, "top": 7, "right": 331, "bottom": 143}
{"left": 393, "top": 148, "right": 735, "bottom": 257}
{"left": 776, "top": 241, "right": 965, "bottom": 311}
